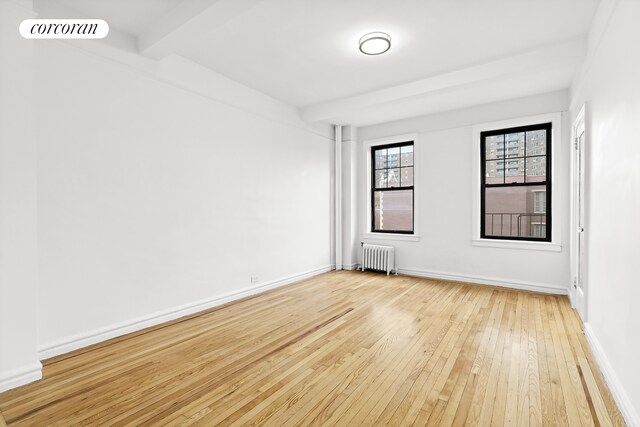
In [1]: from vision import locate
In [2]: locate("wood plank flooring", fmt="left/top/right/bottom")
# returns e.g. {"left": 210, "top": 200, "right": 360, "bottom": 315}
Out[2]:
{"left": 0, "top": 271, "right": 625, "bottom": 426}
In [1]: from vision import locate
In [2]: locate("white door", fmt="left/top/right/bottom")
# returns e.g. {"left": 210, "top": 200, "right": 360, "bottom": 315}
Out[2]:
{"left": 572, "top": 107, "right": 587, "bottom": 320}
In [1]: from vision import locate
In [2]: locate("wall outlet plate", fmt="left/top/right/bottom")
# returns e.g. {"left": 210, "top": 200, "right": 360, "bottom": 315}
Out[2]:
{"left": 251, "top": 276, "right": 259, "bottom": 284}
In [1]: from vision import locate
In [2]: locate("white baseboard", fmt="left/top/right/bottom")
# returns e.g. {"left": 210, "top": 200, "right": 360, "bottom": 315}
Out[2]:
{"left": 342, "top": 263, "right": 359, "bottom": 271}
{"left": 397, "top": 268, "right": 568, "bottom": 295}
{"left": 583, "top": 324, "right": 640, "bottom": 427}
{"left": 38, "top": 265, "right": 334, "bottom": 360}
{"left": 0, "top": 362, "right": 42, "bottom": 393}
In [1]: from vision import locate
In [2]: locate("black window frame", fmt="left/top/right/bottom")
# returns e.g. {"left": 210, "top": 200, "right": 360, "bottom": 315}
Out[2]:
{"left": 480, "top": 123, "right": 552, "bottom": 242}
{"left": 370, "top": 141, "right": 415, "bottom": 234}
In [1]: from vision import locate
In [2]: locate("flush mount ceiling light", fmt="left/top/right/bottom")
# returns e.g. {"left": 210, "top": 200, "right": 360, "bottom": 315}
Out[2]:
{"left": 359, "top": 32, "right": 391, "bottom": 55}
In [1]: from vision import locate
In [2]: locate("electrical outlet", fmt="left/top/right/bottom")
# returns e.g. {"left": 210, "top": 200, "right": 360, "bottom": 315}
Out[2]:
{"left": 251, "top": 276, "right": 259, "bottom": 284}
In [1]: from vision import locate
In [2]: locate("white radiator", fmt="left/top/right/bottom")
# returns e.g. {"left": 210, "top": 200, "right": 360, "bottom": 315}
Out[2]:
{"left": 361, "top": 243, "right": 395, "bottom": 275}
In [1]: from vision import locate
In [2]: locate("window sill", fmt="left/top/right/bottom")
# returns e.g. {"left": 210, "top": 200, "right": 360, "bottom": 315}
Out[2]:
{"left": 471, "top": 239, "right": 562, "bottom": 252}
{"left": 363, "top": 233, "right": 420, "bottom": 242}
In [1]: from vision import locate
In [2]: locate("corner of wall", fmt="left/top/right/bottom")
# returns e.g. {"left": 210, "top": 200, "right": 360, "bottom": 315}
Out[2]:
{"left": 0, "top": 0, "right": 41, "bottom": 395}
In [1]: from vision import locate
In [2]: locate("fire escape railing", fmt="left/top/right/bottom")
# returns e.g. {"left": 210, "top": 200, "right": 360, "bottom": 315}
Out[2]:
{"left": 485, "top": 213, "right": 546, "bottom": 237}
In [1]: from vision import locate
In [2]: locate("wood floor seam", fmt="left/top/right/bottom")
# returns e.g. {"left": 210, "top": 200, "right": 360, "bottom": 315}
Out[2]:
{"left": 0, "top": 271, "right": 625, "bottom": 426}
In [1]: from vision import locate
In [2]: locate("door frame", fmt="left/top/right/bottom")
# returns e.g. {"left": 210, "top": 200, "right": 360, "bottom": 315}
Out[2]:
{"left": 570, "top": 104, "right": 587, "bottom": 320}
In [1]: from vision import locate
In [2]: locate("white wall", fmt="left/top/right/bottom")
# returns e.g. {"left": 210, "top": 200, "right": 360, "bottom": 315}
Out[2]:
{"left": 0, "top": 0, "right": 333, "bottom": 387}
{"left": 32, "top": 39, "right": 333, "bottom": 355}
{"left": 0, "top": 0, "right": 41, "bottom": 393}
{"left": 570, "top": 0, "right": 640, "bottom": 423}
{"left": 356, "top": 91, "right": 571, "bottom": 293}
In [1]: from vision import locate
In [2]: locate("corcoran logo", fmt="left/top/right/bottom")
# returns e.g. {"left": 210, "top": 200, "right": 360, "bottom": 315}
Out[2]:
{"left": 19, "top": 19, "right": 109, "bottom": 39}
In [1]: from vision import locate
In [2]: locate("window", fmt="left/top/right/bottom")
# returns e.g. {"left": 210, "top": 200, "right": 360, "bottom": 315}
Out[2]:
{"left": 533, "top": 190, "right": 546, "bottom": 213}
{"left": 371, "top": 142, "right": 414, "bottom": 233}
{"left": 531, "top": 223, "right": 546, "bottom": 238}
{"left": 481, "top": 123, "right": 551, "bottom": 241}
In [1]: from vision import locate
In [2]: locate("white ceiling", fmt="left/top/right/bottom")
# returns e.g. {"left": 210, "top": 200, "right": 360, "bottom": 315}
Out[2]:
{"left": 41, "top": 0, "right": 600, "bottom": 126}
{"left": 54, "top": 0, "right": 183, "bottom": 36}
{"left": 174, "top": 0, "right": 598, "bottom": 107}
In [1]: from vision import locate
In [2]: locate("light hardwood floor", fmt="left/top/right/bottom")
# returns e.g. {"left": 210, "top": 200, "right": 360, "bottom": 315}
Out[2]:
{"left": 0, "top": 271, "right": 625, "bottom": 426}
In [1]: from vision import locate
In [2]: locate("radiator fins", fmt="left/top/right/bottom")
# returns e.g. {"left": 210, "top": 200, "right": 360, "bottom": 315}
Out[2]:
{"left": 361, "top": 244, "right": 395, "bottom": 276}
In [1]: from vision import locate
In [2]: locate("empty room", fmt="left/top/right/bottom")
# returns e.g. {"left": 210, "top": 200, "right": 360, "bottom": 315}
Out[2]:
{"left": 1, "top": 0, "right": 639, "bottom": 425}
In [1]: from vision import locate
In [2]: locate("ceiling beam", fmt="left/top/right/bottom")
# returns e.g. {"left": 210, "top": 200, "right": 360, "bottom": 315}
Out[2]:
{"left": 138, "top": 0, "right": 263, "bottom": 59}
{"left": 299, "top": 38, "right": 586, "bottom": 123}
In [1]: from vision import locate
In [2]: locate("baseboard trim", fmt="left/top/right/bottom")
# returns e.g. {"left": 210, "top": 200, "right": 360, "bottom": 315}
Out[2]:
{"left": 583, "top": 324, "right": 640, "bottom": 427}
{"left": 38, "top": 265, "right": 334, "bottom": 360}
{"left": 342, "top": 263, "right": 359, "bottom": 271}
{"left": 0, "top": 362, "right": 42, "bottom": 393}
{"left": 397, "top": 268, "right": 568, "bottom": 295}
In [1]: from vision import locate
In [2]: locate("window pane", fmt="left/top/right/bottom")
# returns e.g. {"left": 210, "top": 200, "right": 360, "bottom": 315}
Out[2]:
{"left": 485, "top": 160, "right": 504, "bottom": 184}
{"left": 375, "top": 149, "right": 387, "bottom": 169}
{"left": 526, "top": 130, "right": 547, "bottom": 156}
{"left": 533, "top": 190, "right": 546, "bottom": 213}
{"left": 505, "top": 132, "right": 525, "bottom": 158}
{"left": 504, "top": 158, "right": 525, "bottom": 184}
{"left": 532, "top": 223, "right": 546, "bottom": 238}
{"left": 387, "top": 147, "right": 400, "bottom": 168}
{"left": 375, "top": 170, "right": 387, "bottom": 188}
{"left": 526, "top": 156, "right": 546, "bottom": 182}
{"left": 484, "top": 185, "right": 547, "bottom": 239}
{"left": 485, "top": 135, "right": 504, "bottom": 160}
{"left": 387, "top": 168, "right": 400, "bottom": 187}
{"left": 401, "top": 166, "right": 413, "bottom": 186}
{"left": 374, "top": 190, "right": 413, "bottom": 232}
{"left": 401, "top": 145, "right": 414, "bottom": 166}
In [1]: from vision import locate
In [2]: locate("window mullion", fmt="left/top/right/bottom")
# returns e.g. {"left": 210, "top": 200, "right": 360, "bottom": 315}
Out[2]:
{"left": 480, "top": 123, "right": 551, "bottom": 242}
{"left": 371, "top": 141, "right": 414, "bottom": 234}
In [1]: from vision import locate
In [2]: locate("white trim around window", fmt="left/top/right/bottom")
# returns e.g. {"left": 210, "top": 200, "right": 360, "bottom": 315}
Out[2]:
{"left": 362, "top": 133, "right": 420, "bottom": 242}
{"left": 471, "top": 113, "right": 563, "bottom": 252}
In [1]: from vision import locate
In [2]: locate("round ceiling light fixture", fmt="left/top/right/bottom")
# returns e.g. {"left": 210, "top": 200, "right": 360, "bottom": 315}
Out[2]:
{"left": 359, "top": 32, "right": 391, "bottom": 55}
